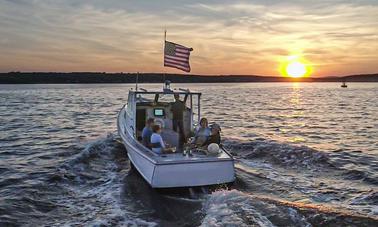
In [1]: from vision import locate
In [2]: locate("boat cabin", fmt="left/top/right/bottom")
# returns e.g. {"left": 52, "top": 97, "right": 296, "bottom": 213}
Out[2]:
{"left": 125, "top": 84, "right": 201, "bottom": 149}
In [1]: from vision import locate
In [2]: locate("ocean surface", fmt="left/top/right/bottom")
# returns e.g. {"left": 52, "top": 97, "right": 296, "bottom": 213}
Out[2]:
{"left": 0, "top": 83, "right": 377, "bottom": 226}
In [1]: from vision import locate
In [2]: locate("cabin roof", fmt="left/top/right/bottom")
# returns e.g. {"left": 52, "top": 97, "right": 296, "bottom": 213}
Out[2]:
{"left": 130, "top": 90, "right": 201, "bottom": 95}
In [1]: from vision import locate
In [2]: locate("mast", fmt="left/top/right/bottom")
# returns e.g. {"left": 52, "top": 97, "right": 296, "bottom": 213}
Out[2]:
{"left": 135, "top": 72, "right": 139, "bottom": 91}
{"left": 163, "top": 29, "right": 167, "bottom": 84}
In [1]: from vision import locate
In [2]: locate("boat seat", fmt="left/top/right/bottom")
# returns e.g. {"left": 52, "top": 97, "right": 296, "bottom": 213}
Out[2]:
{"left": 161, "top": 129, "right": 179, "bottom": 148}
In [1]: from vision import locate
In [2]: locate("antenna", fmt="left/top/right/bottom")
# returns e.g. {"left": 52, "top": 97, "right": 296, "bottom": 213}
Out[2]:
{"left": 135, "top": 72, "right": 139, "bottom": 91}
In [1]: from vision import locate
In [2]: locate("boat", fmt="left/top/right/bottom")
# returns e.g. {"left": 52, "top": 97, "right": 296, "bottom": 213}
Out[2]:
{"left": 341, "top": 81, "right": 348, "bottom": 88}
{"left": 117, "top": 81, "right": 235, "bottom": 188}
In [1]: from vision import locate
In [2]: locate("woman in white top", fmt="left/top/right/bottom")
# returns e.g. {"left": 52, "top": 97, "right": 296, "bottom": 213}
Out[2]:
{"left": 150, "top": 124, "right": 171, "bottom": 154}
{"left": 193, "top": 118, "right": 211, "bottom": 146}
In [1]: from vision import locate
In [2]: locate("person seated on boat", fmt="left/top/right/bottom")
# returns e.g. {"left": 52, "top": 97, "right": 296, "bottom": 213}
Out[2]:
{"left": 150, "top": 124, "right": 173, "bottom": 154}
{"left": 202, "top": 123, "right": 222, "bottom": 147}
{"left": 142, "top": 118, "right": 154, "bottom": 147}
{"left": 171, "top": 93, "right": 188, "bottom": 147}
{"left": 193, "top": 118, "right": 211, "bottom": 146}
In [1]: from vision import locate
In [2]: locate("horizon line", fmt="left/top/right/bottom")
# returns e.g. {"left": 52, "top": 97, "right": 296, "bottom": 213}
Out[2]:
{"left": 2, "top": 71, "right": 378, "bottom": 78}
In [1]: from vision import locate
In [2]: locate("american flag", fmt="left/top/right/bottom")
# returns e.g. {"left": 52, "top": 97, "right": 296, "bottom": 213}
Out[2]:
{"left": 164, "top": 41, "right": 193, "bottom": 72}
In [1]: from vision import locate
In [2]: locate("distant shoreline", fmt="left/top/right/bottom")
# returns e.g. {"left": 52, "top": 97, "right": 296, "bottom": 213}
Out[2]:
{"left": 0, "top": 72, "right": 377, "bottom": 84}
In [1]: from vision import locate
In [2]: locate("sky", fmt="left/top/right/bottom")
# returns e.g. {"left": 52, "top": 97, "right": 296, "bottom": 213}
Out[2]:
{"left": 0, "top": 0, "right": 377, "bottom": 77}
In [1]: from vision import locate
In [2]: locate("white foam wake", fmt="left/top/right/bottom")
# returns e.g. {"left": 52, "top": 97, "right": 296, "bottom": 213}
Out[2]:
{"left": 201, "top": 190, "right": 311, "bottom": 227}
{"left": 54, "top": 134, "right": 158, "bottom": 226}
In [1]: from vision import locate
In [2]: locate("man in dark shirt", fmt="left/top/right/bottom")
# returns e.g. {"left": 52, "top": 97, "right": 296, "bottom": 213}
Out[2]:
{"left": 171, "top": 94, "right": 186, "bottom": 147}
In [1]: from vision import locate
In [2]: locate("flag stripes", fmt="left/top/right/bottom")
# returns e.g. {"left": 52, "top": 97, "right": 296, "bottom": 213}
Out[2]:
{"left": 164, "top": 41, "right": 193, "bottom": 73}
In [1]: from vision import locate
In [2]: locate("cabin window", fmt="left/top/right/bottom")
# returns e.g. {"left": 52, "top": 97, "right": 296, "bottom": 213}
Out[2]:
{"left": 158, "top": 94, "right": 176, "bottom": 103}
{"left": 136, "top": 108, "right": 146, "bottom": 140}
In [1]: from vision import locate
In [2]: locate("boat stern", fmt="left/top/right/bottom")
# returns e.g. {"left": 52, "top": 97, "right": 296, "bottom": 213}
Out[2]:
{"left": 151, "top": 160, "right": 235, "bottom": 188}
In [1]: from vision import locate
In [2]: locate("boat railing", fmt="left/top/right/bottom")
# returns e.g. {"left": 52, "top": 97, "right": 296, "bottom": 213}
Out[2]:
{"left": 122, "top": 122, "right": 160, "bottom": 158}
{"left": 220, "top": 146, "right": 234, "bottom": 160}
{"left": 118, "top": 106, "right": 160, "bottom": 160}
{"left": 134, "top": 138, "right": 160, "bottom": 157}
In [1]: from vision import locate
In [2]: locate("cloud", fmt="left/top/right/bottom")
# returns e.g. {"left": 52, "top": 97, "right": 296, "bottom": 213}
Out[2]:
{"left": 0, "top": 0, "right": 377, "bottom": 76}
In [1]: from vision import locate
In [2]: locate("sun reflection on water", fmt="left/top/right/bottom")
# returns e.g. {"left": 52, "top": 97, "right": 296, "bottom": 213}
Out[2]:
{"left": 283, "top": 82, "right": 306, "bottom": 142}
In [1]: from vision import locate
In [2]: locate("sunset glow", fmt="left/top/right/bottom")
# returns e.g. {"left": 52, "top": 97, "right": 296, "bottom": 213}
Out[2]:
{"left": 0, "top": 1, "right": 377, "bottom": 76}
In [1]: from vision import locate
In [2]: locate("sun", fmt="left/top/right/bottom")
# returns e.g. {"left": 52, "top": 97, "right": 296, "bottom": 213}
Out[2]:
{"left": 286, "top": 61, "right": 306, "bottom": 78}
{"left": 279, "top": 55, "right": 312, "bottom": 78}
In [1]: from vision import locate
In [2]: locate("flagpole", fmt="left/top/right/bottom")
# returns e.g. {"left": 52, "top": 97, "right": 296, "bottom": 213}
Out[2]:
{"left": 135, "top": 71, "right": 139, "bottom": 91}
{"left": 163, "top": 29, "right": 167, "bottom": 84}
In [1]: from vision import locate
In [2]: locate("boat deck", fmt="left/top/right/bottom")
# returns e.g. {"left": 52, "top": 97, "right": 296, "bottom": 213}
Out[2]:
{"left": 155, "top": 151, "right": 233, "bottom": 164}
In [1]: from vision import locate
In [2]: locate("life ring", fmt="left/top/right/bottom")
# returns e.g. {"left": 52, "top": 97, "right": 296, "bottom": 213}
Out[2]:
{"left": 154, "top": 118, "right": 165, "bottom": 128}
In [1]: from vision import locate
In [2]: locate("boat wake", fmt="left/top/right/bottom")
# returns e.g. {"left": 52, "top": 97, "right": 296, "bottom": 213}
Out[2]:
{"left": 15, "top": 134, "right": 374, "bottom": 226}
{"left": 226, "top": 138, "right": 329, "bottom": 168}
{"left": 219, "top": 138, "right": 378, "bottom": 219}
{"left": 48, "top": 134, "right": 158, "bottom": 226}
{"left": 201, "top": 190, "right": 378, "bottom": 227}
{"left": 225, "top": 138, "right": 378, "bottom": 186}
{"left": 55, "top": 136, "right": 377, "bottom": 226}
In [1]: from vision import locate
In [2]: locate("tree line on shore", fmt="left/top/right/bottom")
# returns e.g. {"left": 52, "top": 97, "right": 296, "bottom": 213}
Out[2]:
{"left": 0, "top": 72, "right": 377, "bottom": 84}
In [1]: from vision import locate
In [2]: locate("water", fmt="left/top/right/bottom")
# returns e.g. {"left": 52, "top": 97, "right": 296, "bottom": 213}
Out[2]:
{"left": 0, "top": 83, "right": 377, "bottom": 226}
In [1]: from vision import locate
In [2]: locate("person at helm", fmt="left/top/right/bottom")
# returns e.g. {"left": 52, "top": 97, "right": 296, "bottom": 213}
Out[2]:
{"left": 171, "top": 93, "right": 187, "bottom": 147}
